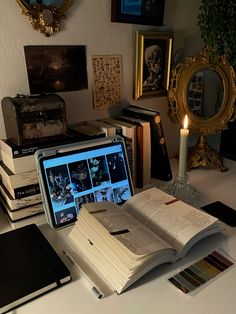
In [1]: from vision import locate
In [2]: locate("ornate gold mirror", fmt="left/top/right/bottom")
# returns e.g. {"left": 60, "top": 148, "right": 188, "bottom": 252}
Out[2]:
{"left": 168, "top": 49, "right": 236, "bottom": 171}
{"left": 16, "top": 0, "right": 73, "bottom": 37}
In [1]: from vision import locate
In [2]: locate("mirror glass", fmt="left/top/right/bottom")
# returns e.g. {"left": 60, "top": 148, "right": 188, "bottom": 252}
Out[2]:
{"left": 187, "top": 69, "right": 224, "bottom": 119}
{"left": 167, "top": 50, "right": 236, "bottom": 171}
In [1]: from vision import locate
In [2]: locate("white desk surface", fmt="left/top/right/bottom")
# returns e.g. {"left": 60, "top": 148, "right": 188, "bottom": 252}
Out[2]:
{"left": 1, "top": 158, "right": 236, "bottom": 314}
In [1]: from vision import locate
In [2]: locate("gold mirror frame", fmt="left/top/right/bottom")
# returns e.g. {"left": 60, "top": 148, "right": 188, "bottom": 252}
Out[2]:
{"left": 16, "top": 0, "right": 73, "bottom": 37}
{"left": 168, "top": 49, "right": 236, "bottom": 135}
{"left": 168, "top": 49, "right": 236, "bottom": 171}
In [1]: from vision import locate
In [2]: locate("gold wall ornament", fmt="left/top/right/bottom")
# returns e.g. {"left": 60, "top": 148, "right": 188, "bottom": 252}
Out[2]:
{"left": 16, "top": 0, "right": 73, "bottom": 37}
{"left": 168, "top": 49, "right": 236, "bottom": 172}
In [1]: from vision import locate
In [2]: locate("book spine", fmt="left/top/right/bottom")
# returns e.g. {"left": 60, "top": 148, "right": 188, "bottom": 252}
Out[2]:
{"left": 0, "top": 182, "right": 42, "bottom": 210}
{"left": 4, "top": 210, "right": 45, "bottom": 227}
{"left": 0, "top": 139, "right": 42, "bottom": 158}
{"left": 1, "top": 150, "right": 36, "bottom": 174}
{"left": 122, "top": 136, "right": 133, "bottom": 181}
{"left": 0, "top": 162, "right": 38, "bottom": 188}
{"left": 149, "top": 114, "right": 172, "bottom": 181}
{"left": 123, "top": 108, "right": 172, "bottom": 181}
{"left": 135, "top": 125, "right": 144, "bottom": 188}
{"left": 101, "top": 118, "right": 136, "bottom": 182}
{"left": 0, "top": 130, "right": 87, "bottom": 158}
{"left": 10, "top": 183, "right": 40, "bottom": 199}
{"left": 117, "top": 116, "right": 144, "bottom": 188}
{"left": 2, "top": 200, "right": 44, "bottom": 221}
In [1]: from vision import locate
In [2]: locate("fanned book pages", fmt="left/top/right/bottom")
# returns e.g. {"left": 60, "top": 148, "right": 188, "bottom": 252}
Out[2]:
{"left": 69, "top": 187, "right": 221, "bottom": 294}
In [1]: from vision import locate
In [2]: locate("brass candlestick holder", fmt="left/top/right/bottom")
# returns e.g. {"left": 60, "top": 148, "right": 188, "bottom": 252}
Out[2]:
{"left": 187, "top": 135, "right": 228, "bottom": 172}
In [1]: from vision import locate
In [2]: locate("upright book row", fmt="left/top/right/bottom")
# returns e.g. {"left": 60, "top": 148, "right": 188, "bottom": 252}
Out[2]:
{"left": 88, "top": 106, "right": 172, "bottom": 188}
{"left": 70, "top": 106, "right": 172, "bottom": 189}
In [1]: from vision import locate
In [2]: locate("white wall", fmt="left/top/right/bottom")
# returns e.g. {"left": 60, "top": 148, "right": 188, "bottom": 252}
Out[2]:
{"left": 0, "top": 0, "right": 202, "bottom": 157}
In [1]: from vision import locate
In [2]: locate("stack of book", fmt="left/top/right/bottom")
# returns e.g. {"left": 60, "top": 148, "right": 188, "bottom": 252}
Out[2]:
{"left": 69, "top": 187, "right": 221, "bottom": 294}
{"left": 0, "top": 129, "right": 89, "bottom": 227}
{"left": 0, "top": 139, "right": 44, "bottom": 225}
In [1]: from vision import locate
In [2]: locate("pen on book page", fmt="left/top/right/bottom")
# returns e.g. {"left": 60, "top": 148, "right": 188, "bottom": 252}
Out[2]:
{"left": 62, "top": 250, "right": 104, "bottom": 299}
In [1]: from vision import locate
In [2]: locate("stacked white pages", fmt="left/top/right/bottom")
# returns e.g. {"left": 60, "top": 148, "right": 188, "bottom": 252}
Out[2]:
{"left": 69, "top": 187, "right": 221, "bottom": 294}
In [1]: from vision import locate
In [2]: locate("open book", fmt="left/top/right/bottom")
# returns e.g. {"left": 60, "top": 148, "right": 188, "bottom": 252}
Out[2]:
{"left": 69, "top": 187, "right": 221, "bottom": 294}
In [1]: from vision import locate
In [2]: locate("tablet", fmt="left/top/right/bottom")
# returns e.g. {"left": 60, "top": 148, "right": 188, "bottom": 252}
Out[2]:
{"left": 35, "top": 136, "right": 134, "bottom": 229}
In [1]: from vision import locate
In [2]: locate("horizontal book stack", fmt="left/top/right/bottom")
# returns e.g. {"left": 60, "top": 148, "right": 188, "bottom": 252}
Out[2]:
{"left": 0, "top": 139, "right": 44, "bottom": 224}
{"left": 0, "top": 130, "right": 88, "bottom": 225}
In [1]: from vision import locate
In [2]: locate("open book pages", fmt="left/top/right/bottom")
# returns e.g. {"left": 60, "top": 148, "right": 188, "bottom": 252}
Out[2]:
{"left": 69, "top": 187, "right": 222, "bottom": 293}
{"left": 122, "top": 188, "right": 221, "bottom": 257}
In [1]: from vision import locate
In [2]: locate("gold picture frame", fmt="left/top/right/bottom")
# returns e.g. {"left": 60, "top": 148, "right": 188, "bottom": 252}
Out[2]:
{"left": 135, "top": 30, "right": 173, "bottom": 100}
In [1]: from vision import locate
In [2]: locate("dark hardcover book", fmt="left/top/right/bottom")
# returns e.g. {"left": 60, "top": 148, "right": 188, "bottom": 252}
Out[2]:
{"left": 0, "top": 129, "right": 86, "bottom": 159}
{"left": 0, "top": 224, "right": 71, "bottom": 314}
{"left": 123, "top": 106, "right": 172, "bottom": 181}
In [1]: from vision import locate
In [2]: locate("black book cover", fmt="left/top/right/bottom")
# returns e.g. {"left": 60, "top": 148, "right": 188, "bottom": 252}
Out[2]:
{"left": 10, "top": 183, "right": 40, "bottom": 199}
{"left": 0, "top": 224, "right": 71, "bottom": 313}
{"left": 123, "top": 106, "right": 172, "bottom": 181}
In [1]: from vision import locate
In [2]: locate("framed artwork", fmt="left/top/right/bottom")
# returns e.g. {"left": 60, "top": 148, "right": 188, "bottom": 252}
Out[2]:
{"left": 111, "top": 0, "right": 165, "bottom": 26}
{"left": 135, "top": 31, "right": 173, "bottom": 100}
{"left": 24, "top": 45, "right": 88, "bottom": 94}
{"left": 91, "top": 55, "right": 122, "bottom": 109}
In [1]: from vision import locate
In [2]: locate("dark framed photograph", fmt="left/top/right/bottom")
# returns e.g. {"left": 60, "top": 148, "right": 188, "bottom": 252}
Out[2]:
{"left": 24, "top": 45, "right": 88, "bottom": 94}
{"left": 111, "top": 0, "right": 165, "bottom": 26}
{"left": 135, "top": 30, "right": 173, "bottom": 100}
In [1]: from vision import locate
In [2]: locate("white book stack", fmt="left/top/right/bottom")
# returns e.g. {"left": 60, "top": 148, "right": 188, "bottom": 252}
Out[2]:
{"left": 0, "top": 139, "right": 43, "bottom": 224}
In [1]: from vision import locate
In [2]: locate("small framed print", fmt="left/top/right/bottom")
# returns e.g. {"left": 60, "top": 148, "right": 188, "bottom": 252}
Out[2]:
{"left": 111, "top": 0, "right": 165, "bottom": 26}
{"left": 135, "top": 30, "right": 173, "bottom": 100}
{"left": 91, "top": 55, "right": 122, "bottom": 109}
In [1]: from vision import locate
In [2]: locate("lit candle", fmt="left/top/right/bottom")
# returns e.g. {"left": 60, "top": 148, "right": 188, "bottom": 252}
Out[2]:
{"left": 178, "top": 115, "right": 189, "bottom": 178}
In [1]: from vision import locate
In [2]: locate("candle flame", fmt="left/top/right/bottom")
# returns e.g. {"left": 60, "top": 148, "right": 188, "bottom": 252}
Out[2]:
{"left": 183, "top": 115, "right": 188, "bottom": 129}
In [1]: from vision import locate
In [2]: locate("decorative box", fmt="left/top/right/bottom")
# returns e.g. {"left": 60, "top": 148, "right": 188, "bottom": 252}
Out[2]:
{"left": 1, "top": 94, "right": 68, "bottom": 145}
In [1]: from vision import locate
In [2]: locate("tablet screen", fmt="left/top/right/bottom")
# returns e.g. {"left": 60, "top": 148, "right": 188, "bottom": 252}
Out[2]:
{"left": 39, "top": 140, "right": 133, "bottom": 228}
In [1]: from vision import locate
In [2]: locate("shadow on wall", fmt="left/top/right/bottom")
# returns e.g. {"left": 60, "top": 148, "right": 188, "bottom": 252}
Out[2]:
{"left": 173, "top": 31, "right": 203, "bottom": 65}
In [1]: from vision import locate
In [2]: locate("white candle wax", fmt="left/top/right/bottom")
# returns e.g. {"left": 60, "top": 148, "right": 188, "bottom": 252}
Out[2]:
{"left": 178, "top": 115, "right": 189, "bottom": 178}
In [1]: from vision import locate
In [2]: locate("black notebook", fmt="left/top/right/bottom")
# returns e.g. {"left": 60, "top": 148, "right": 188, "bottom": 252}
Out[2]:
{"left": 0, "top": 224, "right": 71, "bottom": 314}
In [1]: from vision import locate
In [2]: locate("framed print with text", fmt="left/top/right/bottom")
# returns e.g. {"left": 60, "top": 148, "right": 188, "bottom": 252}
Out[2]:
{"left": 111, "top": 0, "right": 165, "bottom": 26}
{"left": 135, "top": 31, "right": 173, "bottom": 100}
{"left": 91, "top": 55, "right": 122, "bottom": 109}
